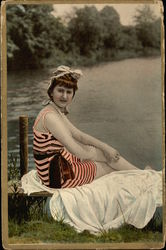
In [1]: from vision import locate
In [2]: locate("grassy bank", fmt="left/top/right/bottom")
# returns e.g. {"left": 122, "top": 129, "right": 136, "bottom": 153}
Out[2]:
{"left": 8, "top": 202, "right": 163, "bottom": 244}
{"left": 8, "top": 217, "right": 163, "bottom": 244}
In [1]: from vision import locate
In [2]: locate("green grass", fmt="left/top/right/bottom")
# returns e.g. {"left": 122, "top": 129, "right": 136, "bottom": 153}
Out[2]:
{"left": 8, "top": 191, "right": 163, "bottom": 244}
{"left": 8, "top": 215, "right": 163, "bottom": 244}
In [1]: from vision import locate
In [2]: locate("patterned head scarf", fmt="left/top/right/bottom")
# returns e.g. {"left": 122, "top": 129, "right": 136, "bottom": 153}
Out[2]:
{"left": 48, "top": 65, "right": 83, "bottom": 89}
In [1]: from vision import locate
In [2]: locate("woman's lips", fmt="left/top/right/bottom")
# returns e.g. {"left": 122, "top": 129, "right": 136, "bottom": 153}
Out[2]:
{"left": 60, "top": 100, "right": 67, "bottom": 103}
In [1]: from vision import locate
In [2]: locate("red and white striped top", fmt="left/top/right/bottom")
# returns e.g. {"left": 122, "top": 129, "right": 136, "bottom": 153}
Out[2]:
{"left": 33, "top": 107, "right": 97, "bottom": 188}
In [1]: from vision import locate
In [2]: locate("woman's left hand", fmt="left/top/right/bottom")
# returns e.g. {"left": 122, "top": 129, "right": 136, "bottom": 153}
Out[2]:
{"left": 103, "top": 146, "right": 120, "bottom": 162}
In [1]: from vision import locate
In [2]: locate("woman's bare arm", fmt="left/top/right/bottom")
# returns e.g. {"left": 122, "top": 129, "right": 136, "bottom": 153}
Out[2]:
{"left": 44, "top": 112, "right": 106, "bottom": 162}
{"left": 63, "top": 116, "right": 120, "bottom": 162}
{"left": 62, "top": 114, "right": 119, "bottom": 161}
{"left": 63, "top": 114, "right": 108, "bottom": 148}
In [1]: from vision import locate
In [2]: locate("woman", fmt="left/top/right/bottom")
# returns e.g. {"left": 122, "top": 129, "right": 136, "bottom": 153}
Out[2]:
{"left": 33, "top": 65, "right": 147, "bottom": 189}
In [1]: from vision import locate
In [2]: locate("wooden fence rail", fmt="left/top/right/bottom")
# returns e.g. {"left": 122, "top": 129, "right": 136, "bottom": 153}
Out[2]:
{"left": 19, "top": 115, "right": 28, "bottom": 177}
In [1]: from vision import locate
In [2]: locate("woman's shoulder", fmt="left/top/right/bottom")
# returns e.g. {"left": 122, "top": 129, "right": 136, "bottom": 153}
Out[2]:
{"left": 42, "top": 105, "right": 62, "bottom": 123}
{"left": 34, "top": 105, "right": 56, "bottom": 122}
{"left": 39, "top": 105, "right": 57, "bottom": 116}
{"left": 34, "top": 105, "right": 60, "bottom": 132}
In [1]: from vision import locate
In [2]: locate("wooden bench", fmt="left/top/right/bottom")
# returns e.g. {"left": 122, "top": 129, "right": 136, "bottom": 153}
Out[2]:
{"left": 8, "top": 187, "right": 52, "bottom": 197}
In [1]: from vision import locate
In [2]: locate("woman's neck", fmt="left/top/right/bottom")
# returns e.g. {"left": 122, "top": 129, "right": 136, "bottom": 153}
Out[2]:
{"left": 49, "top": 101, "right": 68, "bottom": 115}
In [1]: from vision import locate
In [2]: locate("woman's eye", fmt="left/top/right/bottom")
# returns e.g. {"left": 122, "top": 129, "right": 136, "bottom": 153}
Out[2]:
{"left": 67, "top": 91, "right": 72, "bottom": 94}
{"left": 58, "top": 89, "right": 63, "bottom": 93}
{"left": 57, "top": 88, "right": 72, "bottom": 95}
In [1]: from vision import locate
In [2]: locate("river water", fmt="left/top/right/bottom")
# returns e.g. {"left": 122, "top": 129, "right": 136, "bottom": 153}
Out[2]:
{"left": 7, "top": 57, "right": 163, "bottom": 171}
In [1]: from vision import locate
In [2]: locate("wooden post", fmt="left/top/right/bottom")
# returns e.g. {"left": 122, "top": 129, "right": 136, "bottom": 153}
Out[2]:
{"left": 19, "top": 116, "right": 28, "bottom": 177}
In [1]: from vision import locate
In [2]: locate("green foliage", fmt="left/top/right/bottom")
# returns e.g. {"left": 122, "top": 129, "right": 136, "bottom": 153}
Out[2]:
{"left": 134, "top": 4, "right": 156, "bottom": 25}
{"left": 8, "top": 153, "right": 20, "bottom": 181}
{"left": 118, "top": 25, "right": 143, "bottom": 52}
{"left": 134, "top": 5, "right": 161, "bottom": 50}
{"left": 7, "top": 4, "right": 161, "bottom": 70}
{"left": 7, "top": 4, "right": 63, "bottom": 69}
{"left": 8, "top": 195, "right": 48, "bottom": 223}
{"left": 100, "top": 6, "right": 122, "bottom": 50}
{"left": 68, "top": 6, "right": 103, "bottom": 56}
{"left": 8, "top": 153, "right": 21, "bottom": 197}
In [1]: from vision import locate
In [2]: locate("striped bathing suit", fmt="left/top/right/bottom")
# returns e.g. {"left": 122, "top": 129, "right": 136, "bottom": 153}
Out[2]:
{"left": 33, "top": 107, "right": 97, "bottom": 188}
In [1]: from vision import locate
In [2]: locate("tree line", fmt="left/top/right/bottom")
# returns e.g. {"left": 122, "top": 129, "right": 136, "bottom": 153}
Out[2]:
{"left": 7, "top": 4, "right": 161, "bottom": 70}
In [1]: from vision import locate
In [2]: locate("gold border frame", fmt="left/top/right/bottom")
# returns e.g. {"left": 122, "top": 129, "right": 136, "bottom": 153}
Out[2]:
{"left": 1, "top": 0, "right": 165, "bottom": 249}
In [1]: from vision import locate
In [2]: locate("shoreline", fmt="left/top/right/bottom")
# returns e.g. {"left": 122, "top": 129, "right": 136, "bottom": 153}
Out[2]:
{"left": 7, "top": 53, "right": 161, "bottom": 72}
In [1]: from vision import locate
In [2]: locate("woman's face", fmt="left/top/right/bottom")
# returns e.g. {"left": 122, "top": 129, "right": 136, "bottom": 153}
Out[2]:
{"left": 51, "top": 84, "right": 74, "bottom": 109}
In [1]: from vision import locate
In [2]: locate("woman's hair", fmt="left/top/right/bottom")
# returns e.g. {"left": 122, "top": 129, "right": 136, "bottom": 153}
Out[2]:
{"left": 47, "top": 74, "right": 78, "bottom": 101}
